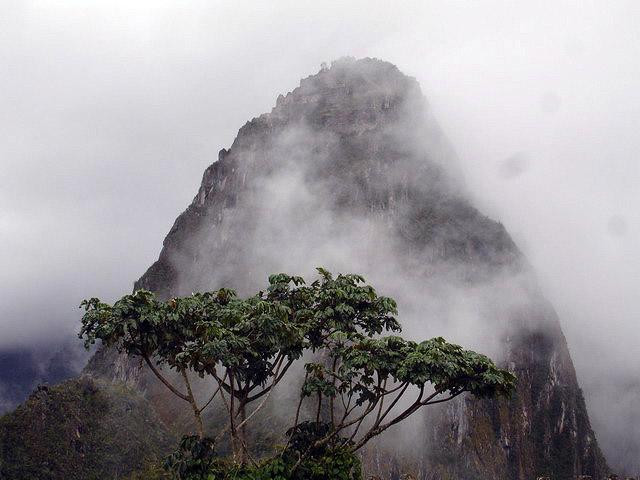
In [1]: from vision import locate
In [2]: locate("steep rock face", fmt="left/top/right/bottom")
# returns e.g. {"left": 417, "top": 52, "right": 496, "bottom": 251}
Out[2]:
{"left": 89, "top": 58, "right": 607, "bottom": 479}
{"left": 423, "top": 303, "right": 606, "bottom": 480}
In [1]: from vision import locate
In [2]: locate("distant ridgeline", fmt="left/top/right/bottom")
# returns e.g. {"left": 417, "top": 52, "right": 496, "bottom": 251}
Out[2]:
{"left": 0, "top": 58, "right": 613, "bottom": 479}
{"left": 0, "top": 341, "right": 85, "bottom": 414}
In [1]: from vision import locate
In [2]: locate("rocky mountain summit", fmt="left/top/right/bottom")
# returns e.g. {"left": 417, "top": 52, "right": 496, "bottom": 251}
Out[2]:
{"left": 2, "top": 57, "right": 609, "bottom": 479}
{"left": 101, "top": 57, "right": 608, "bottom": 478}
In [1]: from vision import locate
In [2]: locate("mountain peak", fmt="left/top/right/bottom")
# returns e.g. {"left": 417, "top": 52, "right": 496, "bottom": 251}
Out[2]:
{"left": 238, "top": 57, "right": 425, "bottom": 140}
{"left": 93, "top": 59, "right": 608, "bottom": 480}
{"left": 297, "top": 56, "right": 418, "bottom": 97}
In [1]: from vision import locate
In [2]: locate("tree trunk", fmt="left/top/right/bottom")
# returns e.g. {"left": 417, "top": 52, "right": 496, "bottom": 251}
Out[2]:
{"left": 229, "top": 372, "right": 238, "bottom": 460}
{"left": 237, "top": 398, "right": 248, "bottom": 464}
{"left": 181, "top": 369, "right": 204, "bottom": 439}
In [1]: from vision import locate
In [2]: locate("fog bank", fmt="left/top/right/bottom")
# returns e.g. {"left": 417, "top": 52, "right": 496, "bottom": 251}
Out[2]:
{"left": 1, "top": 0, "right": 638, "bottom": 472}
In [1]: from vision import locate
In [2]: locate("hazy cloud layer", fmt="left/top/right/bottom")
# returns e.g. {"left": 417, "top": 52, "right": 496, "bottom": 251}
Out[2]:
{"left": 1, "top": 0, "right": 638, "bottom": 472}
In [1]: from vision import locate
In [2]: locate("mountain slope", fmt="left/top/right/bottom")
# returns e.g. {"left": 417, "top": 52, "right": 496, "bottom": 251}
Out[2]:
{"left": 0, "top": 377, "right": 173, "bottom": 480}
{"left": 85, "top": 57, "right": 606, "bottom": 478}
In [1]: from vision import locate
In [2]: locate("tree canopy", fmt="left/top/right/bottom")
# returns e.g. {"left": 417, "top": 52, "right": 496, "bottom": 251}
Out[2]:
{"left": 80, "top": 268, "right": 516, "bottom": 479}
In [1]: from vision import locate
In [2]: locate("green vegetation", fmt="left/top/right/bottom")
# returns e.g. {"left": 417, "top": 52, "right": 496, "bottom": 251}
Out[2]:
{"left": 0, "top": 377, "right": 173, "bottom": 480}
{"left": 80, "top": 268, "right": 516, "bottom": 479}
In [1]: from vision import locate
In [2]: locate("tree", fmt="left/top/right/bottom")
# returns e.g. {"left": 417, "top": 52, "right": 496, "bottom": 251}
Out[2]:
{"left": 80, "top": 268, "right": 516, "bottom": 479}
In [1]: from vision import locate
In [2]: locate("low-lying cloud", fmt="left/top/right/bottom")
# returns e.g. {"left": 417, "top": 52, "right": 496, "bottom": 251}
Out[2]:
{"left": 1, "top": 0, "right": 638, "bottom": 473}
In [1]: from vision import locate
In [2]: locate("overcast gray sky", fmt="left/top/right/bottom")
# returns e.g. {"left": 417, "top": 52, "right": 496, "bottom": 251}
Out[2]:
{"left": 1, "top": 0, "right": 639, "bottom": 468}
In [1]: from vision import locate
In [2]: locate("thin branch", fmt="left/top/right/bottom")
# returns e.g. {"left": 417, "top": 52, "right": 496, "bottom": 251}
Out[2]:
{"left": 336, "top": 399, "right": 379, "bottom": 433}
{"left": 380, "top": 382, "right": 407, "bottom": 396}
{"left": 353, "top": 386, "right": 429, "bottom": 451}
{"left": 325, "top": 398, "right": 380, "bottom": 448}
{"left": 375, "top": 382, "right": 409, "bottom": 426}
{"left": 142, "top": 354, "right": 189, "bottom": 402}
{"left": 234, "top": 356, "right": 285, "bottom": 433}
{"left": 292, "top": 375, "right": 307, "bottom": 430}
{"left": 229, "top": 371, "right": 237, "bottom": 458}
{"left": 423, "top": 391, "right": 463, "bottom": 406}
{"left": 237, "top": 434, "right": 258, "bottom": 467}
{"left": 212, "top": 371, "right": 232, "bottom": 396}
{"left": 214, "top": 370, "right": 234, "bottom": 444}
{"left": 181, "top": 369, "right": 204, "bottom": 438}
{"left": 339, "top": 390, "right": 348, "bottom": 412}
{"left": 293, "top": 399, "right": 379, "bottom": 472}
{"left": 283, "top": 372, "right": 308, "bottom": 452}
{"left": 247, "top": 354, "right": 283, "bottom": 394}
{"left": 375, "top": 377, "right": 387, "bottom": 425}
{"left": 330, "top": 355, "right": 338, "bottom": 427}
{"left": 341, "top": 388, "right": 354, "bottom": 422}
{"left": 346, "top": 404, "right": 372, "bottom": 444}
{"left": 316, "top": 392, "right": 322, "bottom": 424}
{"left": 199, "top": 370, "right": 228, "bottom": 413}
{"left": 246, "top": 358, "right": 294, "bottom": 402}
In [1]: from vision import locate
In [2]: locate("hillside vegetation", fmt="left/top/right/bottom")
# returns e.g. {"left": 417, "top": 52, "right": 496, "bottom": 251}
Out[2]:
{"left": 0, "top": 377, "right": 173, "bottom": 480}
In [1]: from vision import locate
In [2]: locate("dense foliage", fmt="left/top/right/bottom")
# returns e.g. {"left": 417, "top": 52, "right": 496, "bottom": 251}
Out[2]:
{"left": 0, "top": 377, "right": 173, "bottom": 480}
{"left": 162, "top": 425, "right": 362, "bottom": 480}
{"left": 80, "top": 268, "right": 516, "bottom": 479}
